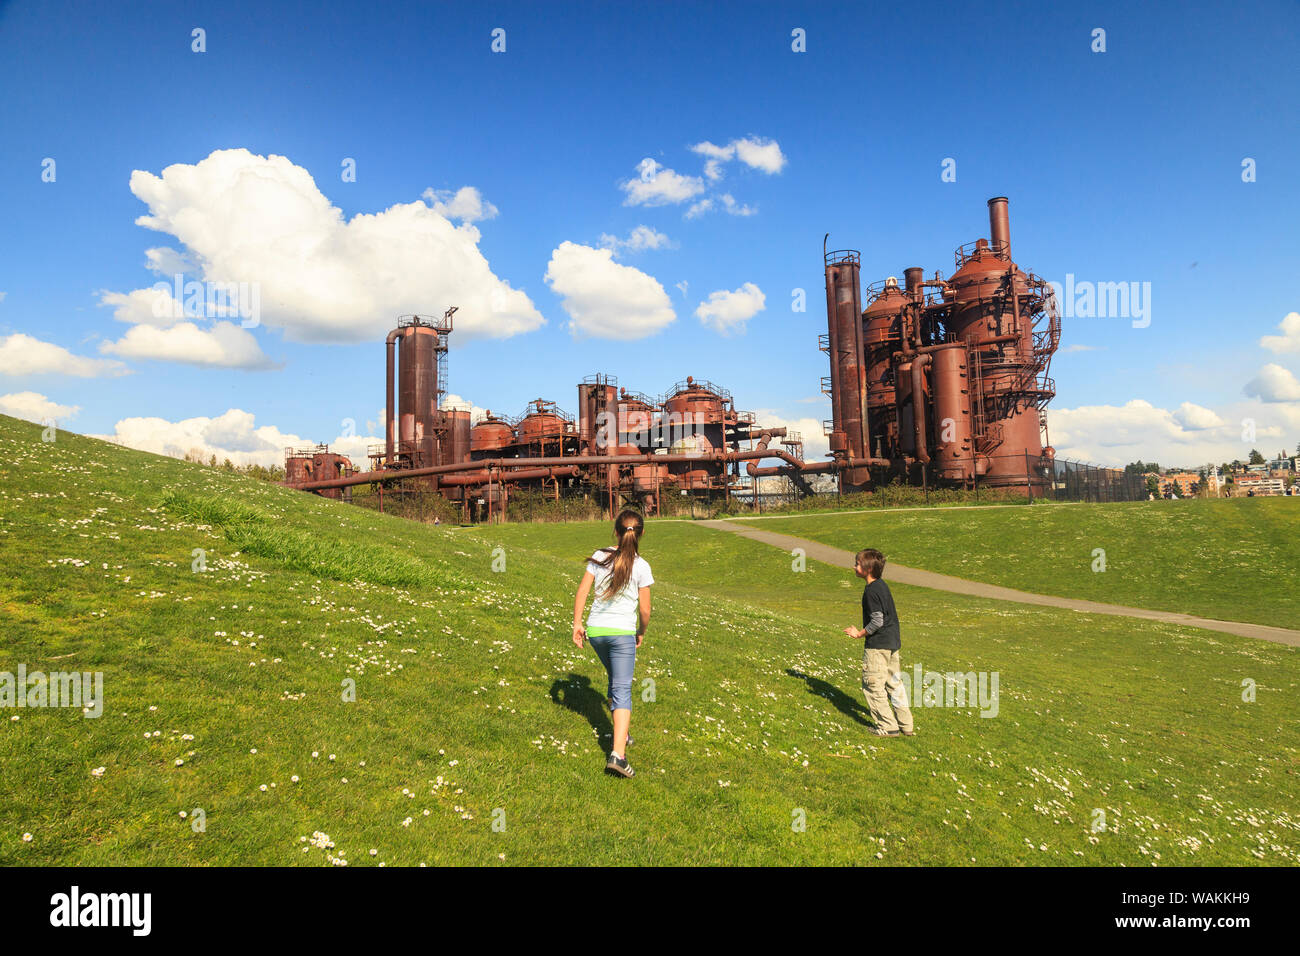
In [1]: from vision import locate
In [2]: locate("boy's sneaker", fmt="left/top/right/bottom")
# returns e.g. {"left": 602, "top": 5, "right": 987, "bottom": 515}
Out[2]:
{"left": 900, "top": 728, "right": 917, "bottom": 737}
{"left": 605, "top": 753, "right": 635, "bottom": 777}
{"left": 868, "top": 727, "right": 901, "bottom": 737}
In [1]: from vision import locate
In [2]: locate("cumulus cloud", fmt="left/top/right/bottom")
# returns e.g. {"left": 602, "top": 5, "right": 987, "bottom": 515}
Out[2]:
{"left": 0, "top": 391, "right": 79, "bottom": 424}
{"left": 694, "top": 283, "right": 765, "bottom": 335}
{"left": 99, "top": 321, "right": 280, "bottom": 369}
{"left": 598, "top": 225, "right": 675, "bottom": 256}
{"left": 0, "top": 332, "right": 128, "bottom": 377}
{"left": 684, "top": 193, "right": 756, "bottom": 220}
{"left": 421, "top": 186, "right": 499, "bottom": 223}
{"left": 102, "top": 148, "right": 542, "bottom": 350}
{"left": 620, "top": 159, "right": 706, "bottom": 207}
{"left": 689, "top": 137, "right": 787, "bottom": 175}
{"left": 1243, "top": 363, "right": 1300, "bottom": 402}
{"left": 684, "top": 198, "right": 713, "bottom": 219}
{"left": 1172, "top": 402, "right": 1225, "bottom": 430}
{"left": 1047, "top": 398, "right": 1286, "bottom": 467}
{"left": 544, "top": 241, "right": 675, "bottom": 340}
{"left": 1260, "top": 312, "right": 1300, "bottom": 355}
{"left": 93, "top": 407, "right": 381, "bottom": 469}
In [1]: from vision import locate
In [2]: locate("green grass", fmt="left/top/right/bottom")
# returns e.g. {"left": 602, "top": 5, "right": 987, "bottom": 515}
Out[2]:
{"left": 744, "top": 500, "right": 1300, "bottom": 627}
{"left": 1, "top": 413, "right": 1297, "bottom": 866}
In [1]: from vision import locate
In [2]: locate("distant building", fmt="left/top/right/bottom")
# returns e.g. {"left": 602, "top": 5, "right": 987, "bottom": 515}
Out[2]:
{"left": 1233, "top": 474, "right": 1285, "bottom": 496}
{"left": 1159, "top": 472, "right": 1202, "bottom": 497}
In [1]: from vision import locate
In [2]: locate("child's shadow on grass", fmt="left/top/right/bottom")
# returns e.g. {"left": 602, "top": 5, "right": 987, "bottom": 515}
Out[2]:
{"left": 785, "top": 668, "right": 875, "bottom": 727}
{"left": 550, "top": 673, "right": 612, "bottom": 747}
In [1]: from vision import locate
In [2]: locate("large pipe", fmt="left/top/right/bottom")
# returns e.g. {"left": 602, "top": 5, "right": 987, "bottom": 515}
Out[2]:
{"left": 289, "top": 447, "right": 817, "bottom": 493}
{"left": 911, "top": 353, "right": 932, "bottom": 464}
{"left": 988, "top": 196, "right": 1010, "bottom": 260}
{"left": 439, "top": 465, "right": 579, "bottom": 487}
{"left": 384, "top": 328, "right": 401, "bottom": 462}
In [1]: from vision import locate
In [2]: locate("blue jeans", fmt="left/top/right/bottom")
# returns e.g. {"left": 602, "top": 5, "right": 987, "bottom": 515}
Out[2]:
{"left": 588, "top": 633, "right": 637, "bottom": 711}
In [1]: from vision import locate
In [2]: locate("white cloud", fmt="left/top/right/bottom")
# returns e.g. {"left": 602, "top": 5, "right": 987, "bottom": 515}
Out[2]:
{"left": 1060, "top": 343, "right": 1102, "bottom": 353}
{"left": 99, "top": 321, "right": 279, "bottom": 369}
{"left": 93, "top": 407, "right": 381, "bottom": 469}
{"left": 421, "top": 186, "right": 499, "bottom": 223}
{"left": 689, "top": 137, "right": 787, "bottom": 175}
{"left": 144, "top": 246, "right": 196, "bottom": 276}
{"left": 683, "top": 193, "right": 756, "bottom": 219}
{"left": 0, "top": 332, "right": 128, "bottom": 378}
{"left": 0, "top": 391, "right": 79, "bottom": 424}
{"left": 105, "top": 148, "right": 542, "bottom": 347}
{"left": 0, "top": 291, "right": 7, "bottom": 303}
{"left": 620, "top": 159, "right": 706, "bottom": 207}
{"left": 1243, "top": 363, "right": 1300, "bottom": 402}
{"left": 99, "top": 287, "right": 191, "bottom": 328}
{"left": 684, "top": 198, "right": 713, "bottom": 219}
{"left": 719, "top": 194, "right": 756, "bottom": 217}
{"left": 1047, "top": 398, "right": 1287, "bottom": 467}
{"left": 694, "top": 283, "right": 766, "bottom": 335}
{"left": 1260, "top": 312, "right": 1300, "bottom": 355}
{"left": 1172, "top": 402, "right": 1225, "bottom": 430}
{"left": 544, "top": 241, "right": 676, "bottom": 340}
{"left": 675, "top": 280, "right": 689, "bottom": 298}
{"left": 598, "top": 225, "right": 675, "bottom": 256}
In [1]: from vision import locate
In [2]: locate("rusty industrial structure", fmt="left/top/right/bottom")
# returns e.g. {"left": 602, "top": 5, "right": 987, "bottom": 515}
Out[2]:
{"left": 284, "top": 197, "right": 1061, "bottom": 517}
{"left": 285, "top": 306, "right": 803, "bottom": 520}
{"left": 822, "top": 196, "right": 1060, "bottom": 491}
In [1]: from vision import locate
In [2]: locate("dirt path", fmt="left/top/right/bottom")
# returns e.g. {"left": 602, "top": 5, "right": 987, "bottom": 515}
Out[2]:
{"left": 697, "top": 519, "right": 1300, "bottom": 647}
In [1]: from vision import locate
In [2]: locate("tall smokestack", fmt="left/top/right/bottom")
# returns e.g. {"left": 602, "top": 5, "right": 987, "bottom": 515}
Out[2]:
{"left": 987, "top": 196, "right": 1010, "bottom": 260}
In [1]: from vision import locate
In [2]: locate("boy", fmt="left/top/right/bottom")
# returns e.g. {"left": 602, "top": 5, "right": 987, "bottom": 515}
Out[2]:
{"left": 843, "top": 548, "right": 915, "bottom": 738}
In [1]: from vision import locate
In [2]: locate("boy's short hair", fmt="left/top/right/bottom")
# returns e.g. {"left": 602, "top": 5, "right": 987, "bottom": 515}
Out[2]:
{"left": 855, "top": 548, "right": 886, "bottom": 578}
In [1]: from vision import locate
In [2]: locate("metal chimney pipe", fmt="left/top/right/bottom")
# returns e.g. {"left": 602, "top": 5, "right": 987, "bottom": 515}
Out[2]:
{"left": 988, "top": 196, "right": 1010, "bottom": 259}
{"left": 385, "top": 327, "right": 401, "bottom": 462}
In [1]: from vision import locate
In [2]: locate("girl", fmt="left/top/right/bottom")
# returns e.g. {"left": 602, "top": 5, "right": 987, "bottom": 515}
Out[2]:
{"left": 572, "top": 509, "right": 653, "bottom": 778}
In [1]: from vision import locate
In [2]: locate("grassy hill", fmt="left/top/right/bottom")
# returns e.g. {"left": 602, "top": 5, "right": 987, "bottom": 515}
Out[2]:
{"left": 1, "top": 414, "right": 1297, "bottom": 866}
{"left": 753, "top": 500, "right": 1300, "bottom": 627}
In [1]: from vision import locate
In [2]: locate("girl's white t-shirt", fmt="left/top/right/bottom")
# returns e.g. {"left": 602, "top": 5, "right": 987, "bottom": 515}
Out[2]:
{"left": 585, "top": 549, "right": 654, "bottom": 632}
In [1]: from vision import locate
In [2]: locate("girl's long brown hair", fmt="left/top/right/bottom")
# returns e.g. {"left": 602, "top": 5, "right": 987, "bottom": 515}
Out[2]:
{"left": 590, "top": 509, "right": 645, "bottom": 599}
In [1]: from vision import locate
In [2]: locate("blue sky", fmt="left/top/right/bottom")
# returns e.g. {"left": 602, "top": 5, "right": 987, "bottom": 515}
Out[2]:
{"left": 2, "top": 0, "right": 1297, "bottom": 468}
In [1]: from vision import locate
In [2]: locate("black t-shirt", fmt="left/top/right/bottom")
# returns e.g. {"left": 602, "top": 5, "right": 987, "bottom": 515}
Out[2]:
{"left": 862, "top": 579, "right": 902, "bottom": 651}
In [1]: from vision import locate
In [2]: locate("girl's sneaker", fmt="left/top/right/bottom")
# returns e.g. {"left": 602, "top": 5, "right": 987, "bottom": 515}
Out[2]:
{"left": 605, "top": 753, "right": 635, "bottom": 777}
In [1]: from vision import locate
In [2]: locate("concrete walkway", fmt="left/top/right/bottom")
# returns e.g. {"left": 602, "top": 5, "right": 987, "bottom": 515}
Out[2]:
{"left": 697, "top": 519, "right": 1300, "bottom": 648}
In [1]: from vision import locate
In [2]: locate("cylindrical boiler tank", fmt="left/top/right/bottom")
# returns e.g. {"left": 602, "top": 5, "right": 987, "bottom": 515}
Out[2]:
{"left": 470, "top": 412, "right": 515, "bottom": 458}
{"left": 396, "top": 321, "right": 443, "bottom": 469}
{"left": 929, "top": 345, "right": 974, "bottom": 481}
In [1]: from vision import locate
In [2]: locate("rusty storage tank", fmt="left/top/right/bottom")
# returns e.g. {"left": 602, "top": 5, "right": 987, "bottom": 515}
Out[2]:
{"left": 662, "top": 376, "right": 728, "bottom": 484}
{"left": 386, "top": 313, "right": 452, "bottom": 469}
{"left": 929, "top": 344, "right": 976, "bottom": 481}
{"left": 577, "top": 374, "right": 619, "bottom": 453}
{"left": 470, "top": 411, "right": 515, "bottom": 458}
{"left": 285, "top": 446, "right": 354, "bottom": 500}
{"left": 862, "top": 277, "right": 909, "bottom": 459}
{"left": 825, "top": 251, "right": 868, "bottom": 488}
{"left": 516, "top": 399, "right": 570, "bottom": 450}
{"left": 440, "top": 408, "right": 471, "bottom": 465}
{"left": 947, "top": 197, "right": 1043, "bottom": 485}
